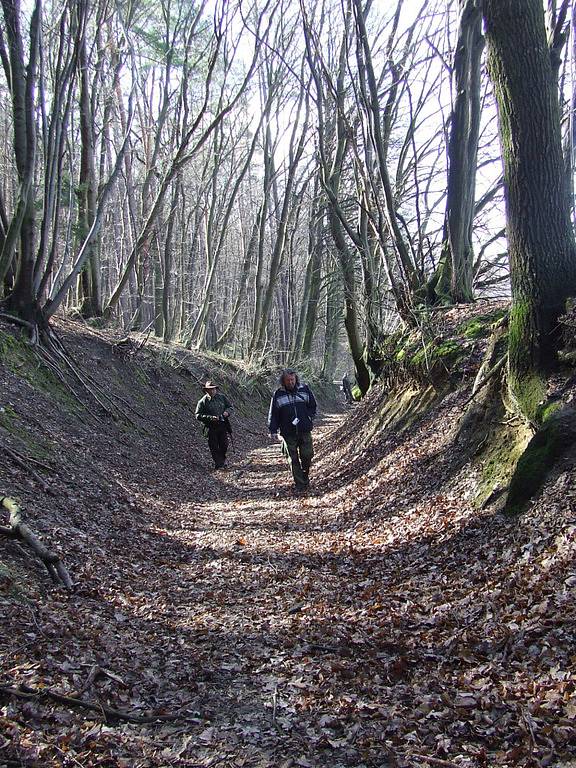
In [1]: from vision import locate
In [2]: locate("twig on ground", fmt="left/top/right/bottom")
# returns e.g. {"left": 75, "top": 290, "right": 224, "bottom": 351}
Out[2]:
{"left": 78, "top": 664, "right": 126, "bottom": 695}
{"left": 287, "top": 601, "right": 306, "bottom": 615}
{"left": 0, "top": 440, "right": 50, "bottom": 488}
{"left": 521, "top": 707, "right": 539, "bottom": 749}
{"left": 0, "top": 683, "right": 192, "bottom": 724}
{"left": 55, "top": 744, "right": 86, "bottom": 768}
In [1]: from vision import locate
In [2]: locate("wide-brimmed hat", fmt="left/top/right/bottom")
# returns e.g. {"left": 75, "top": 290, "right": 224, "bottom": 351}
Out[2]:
{"left": 203, "top": 380, "right": 218, "bottom": 391}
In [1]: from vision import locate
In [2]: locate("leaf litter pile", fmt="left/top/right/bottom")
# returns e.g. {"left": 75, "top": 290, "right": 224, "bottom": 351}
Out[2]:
{"left": 1, "top": 317, "right": 575, "bottom": 768}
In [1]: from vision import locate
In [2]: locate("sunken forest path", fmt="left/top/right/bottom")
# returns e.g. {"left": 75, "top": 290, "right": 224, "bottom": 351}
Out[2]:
{"left": 4, "top": 395, "right": 575, "bottom": 768}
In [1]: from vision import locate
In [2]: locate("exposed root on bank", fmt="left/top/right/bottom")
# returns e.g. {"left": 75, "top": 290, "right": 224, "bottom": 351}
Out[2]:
{"left": 1, "top": 312, "right": 137, "bottom": 425}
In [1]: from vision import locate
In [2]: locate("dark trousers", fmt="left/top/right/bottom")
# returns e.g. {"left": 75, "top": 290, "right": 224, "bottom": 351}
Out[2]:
{"left": 281, "top": 432, "right": 314, "bottom": 488}
{"left": 208, "top": 426, "right": 229, "bottom": 468}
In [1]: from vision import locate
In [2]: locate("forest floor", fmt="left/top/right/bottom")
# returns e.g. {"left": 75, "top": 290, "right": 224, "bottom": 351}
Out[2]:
{"left": 1, "top": 317, "right": 576, "bottom": 768}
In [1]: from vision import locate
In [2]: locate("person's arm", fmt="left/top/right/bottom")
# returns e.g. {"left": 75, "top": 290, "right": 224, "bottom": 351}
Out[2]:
{"left": 268, "top": 393, "right": 280, "bottom": 435}
{"left": 223, "top": 394, "right": 233, "bottom": 416}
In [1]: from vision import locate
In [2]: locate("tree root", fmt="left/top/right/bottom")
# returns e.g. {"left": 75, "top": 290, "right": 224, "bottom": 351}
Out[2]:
{"left": 0, "top": 497, "right": 72, "bottom": 589}
{"left": 0, "top": 311, "right": 35, "bottom": 330}
{"left": 39, "top": 329, "right": 132, "bottom": 424}
{"left": 0, "top": 682, "right": 193, "bottom": 724}
{"left": 460, "top": 352, "right": 507, "bottom": 409}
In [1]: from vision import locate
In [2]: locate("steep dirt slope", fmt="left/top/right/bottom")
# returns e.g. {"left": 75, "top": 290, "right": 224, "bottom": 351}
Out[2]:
{"left": 1, "top": 316, "right": 575, "bottom": 768}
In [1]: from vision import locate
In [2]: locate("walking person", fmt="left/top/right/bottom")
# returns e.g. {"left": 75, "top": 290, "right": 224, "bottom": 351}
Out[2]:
{"left": 342, "top": 372, "right": 354, "bottom": 404}
{"left": 268, "top": 368, "right": 317, "bottom": 494}
{"left": 195, "top": 381, "right": 233, "bottom": 470}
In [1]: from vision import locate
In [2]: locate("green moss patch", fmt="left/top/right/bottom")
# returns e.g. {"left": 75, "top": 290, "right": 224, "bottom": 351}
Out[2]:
{"left": 458, "top": 309, "right": 507, "bottom": 340}
{"left": 378, "top": 328, "right": 468, "bottom": 388}
{"left": 538, "top": 400, "right": 562, "bottom": 423}
{"left": 510, "top": 371, "right": 547, "bottom": 424}
{"left": 0, "top": 329, "right": 74, "bottom": 407}
{"left": 475, "top": 420, "right": 530, "bottom": 507}
{"left": 0, "top": 405, "right": 52, "bottom": 460}
{"left": 505, "top": 407, "right": 576, "bottom": 514}
{"left": 408, "top": 338, "right": 466, "bottom": 381}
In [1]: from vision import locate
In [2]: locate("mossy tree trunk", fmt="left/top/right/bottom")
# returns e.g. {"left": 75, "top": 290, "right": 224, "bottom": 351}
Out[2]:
{"left": 484, "top": 0, "right": 576, "bottom": 420}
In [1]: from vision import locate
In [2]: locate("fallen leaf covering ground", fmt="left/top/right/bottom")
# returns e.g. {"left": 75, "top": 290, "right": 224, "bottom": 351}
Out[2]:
{"left": 1, "top": 313, "right": 575, "bottom": 768}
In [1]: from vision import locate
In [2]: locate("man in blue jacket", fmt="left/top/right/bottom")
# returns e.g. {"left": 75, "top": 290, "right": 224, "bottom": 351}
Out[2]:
{"left": 268, "top": 368, "right": 317, "bottom": 493}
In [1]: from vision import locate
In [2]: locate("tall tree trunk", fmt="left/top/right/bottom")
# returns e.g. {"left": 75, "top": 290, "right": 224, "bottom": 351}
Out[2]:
{"left": 250, "top": 109, "right": 309, "bottom": 355}
{"left": 161, "top": 183, "right": 179, "bottom": 342}
{"left": 76, "top": 12, "right": 102, "bottom": 318}
{"left": 250, "top": 123, "right": 273, "bottom": 345}
{"left": 484, "top": 0, "right": 576, "bottom": 419}
{"left": 436, "top": 0, "right": 484, "bottom": 304}
{"left": 0, "top": 0, "right": 41, "bottom": 325}
{"left": 301, "top": 2, "right": 371, "bottom": 393}
{"left": 295, "top": 193, "right": 323, "bottom": 358}
{"left": 327, "top": 203, "right": 371, "bottom": 394}
{"left": 322, "top": 265, "right": 341, "bottom": 380}
{"left": 214, "top": 201, "right": 263, "bottom": 352}
{"left": 352, "top": 0, "right": 420, "bottom": 300}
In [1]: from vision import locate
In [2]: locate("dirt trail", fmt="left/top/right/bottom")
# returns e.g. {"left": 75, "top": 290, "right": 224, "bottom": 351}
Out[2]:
{"left": 131, "top": 415, "right": 360, "bottom": 764}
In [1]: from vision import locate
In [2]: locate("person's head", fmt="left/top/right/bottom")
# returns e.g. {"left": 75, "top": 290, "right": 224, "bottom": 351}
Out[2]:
{"left": 280, "top": 368, "right": 299, "bottom": 391}
{"left": 203, "top": 380, "right": 218, "bottom": 396}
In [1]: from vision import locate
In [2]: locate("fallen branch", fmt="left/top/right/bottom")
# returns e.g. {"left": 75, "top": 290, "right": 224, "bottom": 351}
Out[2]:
{"left": 48, "top": 327, "right": 138, "bottom": 425}
{"left": 0, "top": 683, "right": 190, "bottom": 724}
{"left": 0, "top": 497, "right": 72, "bottom": 589}
{"left": 78, "top": 664, "right": 127, "bottom": 695}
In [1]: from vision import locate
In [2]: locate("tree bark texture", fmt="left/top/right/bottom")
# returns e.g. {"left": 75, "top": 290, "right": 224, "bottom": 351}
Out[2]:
{"left": 76, "top": 10, "right": 102, "bottom": 318}
{"left": 445, "top": 0, "right": 484, "bottom": 303}
{"left": 484, "top": 0, "right": 576, "bottom": 416}
{"left": 0, "top": 0, "right": 40, "bottom": 323}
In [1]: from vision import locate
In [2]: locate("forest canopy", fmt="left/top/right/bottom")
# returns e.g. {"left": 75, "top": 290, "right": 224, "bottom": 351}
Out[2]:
{"left": 0, "top": 0, "right": 575, "bottom": 397}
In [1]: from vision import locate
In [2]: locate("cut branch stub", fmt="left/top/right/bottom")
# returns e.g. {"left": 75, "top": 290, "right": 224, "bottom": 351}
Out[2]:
{"left": 0, "top": 496, "right": 73, "bottom": 590}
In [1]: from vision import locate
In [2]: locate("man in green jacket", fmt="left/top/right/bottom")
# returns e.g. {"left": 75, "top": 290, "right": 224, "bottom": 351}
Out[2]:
{"left": 195, "top": 381, "right": 233, "bottom": 470}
